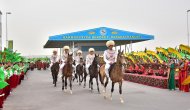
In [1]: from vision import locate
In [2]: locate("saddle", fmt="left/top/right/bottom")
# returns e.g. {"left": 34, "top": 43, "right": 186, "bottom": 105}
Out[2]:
{"left": 108, "top": 63, "right": 116, "bottom": 77}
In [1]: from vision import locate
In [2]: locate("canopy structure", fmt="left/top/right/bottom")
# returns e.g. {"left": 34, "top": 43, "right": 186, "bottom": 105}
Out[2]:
{"left": 44, "top": 27, "right": 154, "bottom": 52}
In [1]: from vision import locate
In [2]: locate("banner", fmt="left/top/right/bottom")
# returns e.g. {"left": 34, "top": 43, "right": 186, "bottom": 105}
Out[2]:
{"left": 8, "top": 40, "right": 13, "bottom": 50}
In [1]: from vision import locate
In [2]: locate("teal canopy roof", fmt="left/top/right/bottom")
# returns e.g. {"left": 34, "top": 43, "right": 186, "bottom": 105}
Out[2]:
{"left": 44, "top": 27, "right": 154, "bottom": 48}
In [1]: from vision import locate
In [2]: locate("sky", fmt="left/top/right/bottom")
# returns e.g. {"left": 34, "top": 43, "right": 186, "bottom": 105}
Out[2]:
{"left": 0, "top": 0, "right": 190, "bottom": 56}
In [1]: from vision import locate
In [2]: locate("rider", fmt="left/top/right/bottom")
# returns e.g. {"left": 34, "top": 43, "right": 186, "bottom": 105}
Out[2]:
{"left": 103, "top": 40, "right": 117, "bottom": 77}
{"left": 60, "top": 46, "right": 70, "bottom": 70}
{"left": 50, "top": 50, "right": 59, "bottom": 68}
{"left": 85, "top": 48, "right": 95, "bottom": 74}
{"left": 75, "top": 50, "right": 83, "bottom": 67}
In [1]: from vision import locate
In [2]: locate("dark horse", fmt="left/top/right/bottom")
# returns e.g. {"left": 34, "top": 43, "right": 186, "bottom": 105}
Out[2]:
{"left": 89, "top": 54, "right": 100, "bottom": 93}
{"left": 100, "top": 50, "right": 126, "bottom": 103}
{"left": 51, "top": 62, "right": 60, "bottom": 87}
{"left": 76, "top": 58, "right": 84, "bottom": 85}
{"left": 62, "top": 53, "right": 73, "bottom": 94}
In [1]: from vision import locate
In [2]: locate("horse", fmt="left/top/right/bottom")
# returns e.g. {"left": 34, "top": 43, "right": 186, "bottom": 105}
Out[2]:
{"left": 51, "top": 62, "right": 60, "bottom": 87}
{"left": 89, "top": 54, "right": 100, "bottom": 93}
{"left": 62, "top": 53, "right": 73, "bottom": 94}
{"left": 100, "top": 50, "right": 126, "bottom": 103}
{"left": 75, "top": 58, "right": 84, "bottom": 85}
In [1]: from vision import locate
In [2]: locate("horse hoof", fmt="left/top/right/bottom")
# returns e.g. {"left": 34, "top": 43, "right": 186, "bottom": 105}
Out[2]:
{"left": 70, "top": 90, "right": 72, "bottom": 94}
{"left": 120, "top": 100, "right": 124, "bottom": 104}
{"left": 110, "top": 96, "right": 112, "bottom": 101}
{"left": 104, "top": 96, "right": 107, "bottom": 99}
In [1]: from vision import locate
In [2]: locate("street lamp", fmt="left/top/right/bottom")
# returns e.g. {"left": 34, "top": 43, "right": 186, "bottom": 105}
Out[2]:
{"left": 187, "top": 10, "right": 190, "bottom": 46}
{"left": 6, "top": 12, "right": 11, "bottom": 48}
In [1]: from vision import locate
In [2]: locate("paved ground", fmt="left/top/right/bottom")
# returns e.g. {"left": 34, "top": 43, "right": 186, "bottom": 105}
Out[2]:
{"left": 2, "top": 70, "right": 190, "bottom": 110}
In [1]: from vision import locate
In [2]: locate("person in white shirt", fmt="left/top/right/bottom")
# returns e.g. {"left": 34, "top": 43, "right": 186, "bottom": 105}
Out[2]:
{"left": 103, "top": 40, "right": 117, "bottom": 77}
{"left": 50, "top": 50, "right": 59, "bottom": 68}
{"left": 60, "top": 46, "right": 70, "bottom": 70}
{"left": 85, "top": 48, "right": 95, "bottom": 74}
{"left": 75, "top": 50, "right": 83, "bottom": 66}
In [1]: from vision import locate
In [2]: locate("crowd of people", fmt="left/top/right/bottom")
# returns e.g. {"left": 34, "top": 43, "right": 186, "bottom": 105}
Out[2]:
{"left": 0, "top": 48, "right": 30, "bottom": 109}
{"left": 125, "top": 48, "right": 190, "bottom": 92}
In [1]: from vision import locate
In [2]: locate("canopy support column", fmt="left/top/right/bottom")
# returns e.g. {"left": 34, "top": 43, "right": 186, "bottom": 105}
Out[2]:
{"left": 130, "top": 41, "right": 133, "bottom": 52}
{"left": 125, "top": 44, "right": 127, "bottom": 53}
{"left": 72, "top": 41, "right": 75, "bottom": 58}
{"left": 60, "top": 48, "right": 61, "bottom": 58}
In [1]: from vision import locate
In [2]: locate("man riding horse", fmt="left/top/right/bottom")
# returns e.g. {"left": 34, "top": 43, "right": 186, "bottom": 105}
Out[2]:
{"left": 50, "top": 50, "right": 59, "bottom": 68}
{"left": 100, "top": 40, "right": 126, "bottom": 103}
{"left": 104, "top": 40, "right": 118, "bottom": 78}
{"left": 75, "top": 50, "right": 83, "bottom": 67}
{"left": 85, "top": 48, "right": 95, "bottom": 75}
{"left": 60, "top": 46, "right": 70, "bottom": 71}
{"left": 50, "top": 50, "right": 60, "bottom": 87}
{"left": 74, "top": 50, "right": 85, "bottom": 86}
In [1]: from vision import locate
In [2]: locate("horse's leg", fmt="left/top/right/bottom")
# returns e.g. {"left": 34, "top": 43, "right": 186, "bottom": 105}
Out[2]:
{"left": 65, "top": 76, "right": 68, "bottom": 91}
{"left": 89, "top": 77, "right": 91, "bottom": 89}
{"left": 119, "top": 82, "right": 124, "bottom": 103}
{"left": 80, "top": 74, "right": 83, "bottom": 85}
{"left": 83, "top": 73, "right": 86, "bottom": 88}
{"left": 54, "top": 73, "right": 58, "bottom": 87}
{"left": 79, "top": 74, "right": 81, "bottom": 85}
{"left": 62, "top": 75, "right": 65, "bottom": 91}
{"left": 110, "top": 82, "right": 115, "bottom": 100}
{"left": 104, "top": 76, "right": 109, "bottom": 93}
{"left": 69, "top": 76, "right": 72, "bottom": 94}
{"left": 76, "top": 73, "right": 78, "bottom": 83}
{"left": 91, "top": 78, "right": 93, "bottom": 92}
{"left": 96, "top": 77, "right": 100, "bottom": 93}
{"left": 52, "top": 72, "right": 54, "bottom": 84}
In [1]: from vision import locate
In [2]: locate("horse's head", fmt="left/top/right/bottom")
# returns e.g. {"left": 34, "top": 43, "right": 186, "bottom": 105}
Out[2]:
{"left": 92, "top": 54, "right": 100, "bottom": 65}
{"left": 67, "top": 53, "right": 73, "bottom": 65}
{"left": 73, "top": 60, "right": 76, "bottom": 65}
{"left": 79, "top": 57, "right": 84, "bottom": 64}
{"left": 117, "top": 50, "right": 127, "bottom": 66}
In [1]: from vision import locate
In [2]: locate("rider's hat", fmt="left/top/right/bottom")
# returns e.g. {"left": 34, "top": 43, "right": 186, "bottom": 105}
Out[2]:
{"left": 77, "top": 50, "right": 82, "bottom": 54}
{"left": 89, "top": 48, "right": 95, "bottom": 52}
{"left": 106, "top": 40, "right": 115, "bottom": 47}
{"left": 63, "top": 46, "right": 70, "bottom": 50}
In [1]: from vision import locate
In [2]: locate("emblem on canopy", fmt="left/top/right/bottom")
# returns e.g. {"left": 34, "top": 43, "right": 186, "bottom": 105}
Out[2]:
{"left": 100, "top": 28, "right": 106, "bottom": 36}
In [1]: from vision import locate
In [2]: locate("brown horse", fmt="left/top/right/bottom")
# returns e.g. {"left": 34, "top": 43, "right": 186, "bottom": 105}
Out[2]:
{"left": 51, "top": 62, "right": 60, "bottom": 87}
{"left": 100, "top": 50, "right": 126, "bottom": 103}
{"left": 62, "top": 53, "right": 73, "bottom": 94}
{"left": 89, "top": 54, "right": 100, "bottom": 93}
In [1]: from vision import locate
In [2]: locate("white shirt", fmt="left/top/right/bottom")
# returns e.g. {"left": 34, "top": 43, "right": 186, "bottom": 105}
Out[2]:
{"left": 75, "top": 55, "right": 83, "bottom": 65}
{"left": 61, "top": 52, "right": 69, "bottom": 63}
{"left": 50, "top": 55, "right": 59, "bottom": 63}
{"left": 103, "top": 49, "right": 117, "bottom": 64}
{"left": 86, "top": 54, "right": 95, "bottom": 65}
